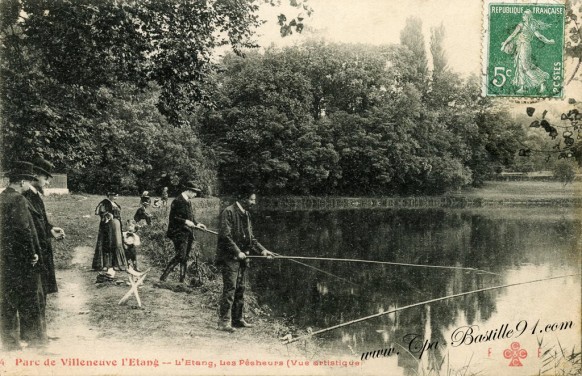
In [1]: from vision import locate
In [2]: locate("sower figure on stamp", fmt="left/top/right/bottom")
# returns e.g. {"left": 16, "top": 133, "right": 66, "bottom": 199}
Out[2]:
{"left": 24, "top": 157, "right": 65, "bottom": 297}
{"left": 216, "top": 187, "right": 274, "bottom": 332}
{"left": 0, "top": 162, "right": 47, "bottom": 350}
{"left": 160, "top": 181, "right": 207, "bottom": 283}
{"left": 501, "top": 9, "right": 555, "bottom": 94}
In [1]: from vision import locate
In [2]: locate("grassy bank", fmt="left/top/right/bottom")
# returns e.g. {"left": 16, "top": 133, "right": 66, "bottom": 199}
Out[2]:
{"left": 43, "top": 193, "right": 317, "bottom": 364}
{"left": 448, "top": 180, "right": 582, "bottom": 199}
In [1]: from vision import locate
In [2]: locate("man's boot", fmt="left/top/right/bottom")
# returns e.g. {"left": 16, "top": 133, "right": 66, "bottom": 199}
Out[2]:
{"left": 159, "top": 258, "right": 177, "bottom": 282}
{"left": 179, "top": 263, "right": 186, "bottom": 283}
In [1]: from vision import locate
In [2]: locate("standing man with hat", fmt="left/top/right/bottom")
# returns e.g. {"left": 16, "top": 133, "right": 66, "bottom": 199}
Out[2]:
{"left": 216, "top": 187, "right": 274, "bottom": 332}
{"left": 159, "top": 181, "right": 207, "bottom": 283}
{"left": 24, "top": 156, "right": 65, "bottom": 297}
{"left": 0, "top": 161, "right": 47, "bottom": 350}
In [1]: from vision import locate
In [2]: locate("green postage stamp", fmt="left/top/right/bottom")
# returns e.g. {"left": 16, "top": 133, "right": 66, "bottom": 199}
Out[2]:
{"left": 483, "top": 0, "right": 565, "bottom": 98}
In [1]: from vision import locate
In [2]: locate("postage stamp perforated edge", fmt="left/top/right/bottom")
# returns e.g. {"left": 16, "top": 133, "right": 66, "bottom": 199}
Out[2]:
{"left": 481, "top": 0, "right": 567, "bottom": 100}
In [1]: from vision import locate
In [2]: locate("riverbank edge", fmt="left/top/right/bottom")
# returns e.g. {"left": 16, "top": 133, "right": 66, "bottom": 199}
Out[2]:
{"left": 257, "top": 195, "right": 582, "bottom": 210}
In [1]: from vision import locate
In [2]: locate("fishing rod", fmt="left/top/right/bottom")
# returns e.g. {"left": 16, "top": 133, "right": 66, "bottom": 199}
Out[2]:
{"left": 284, "top": 273, "right": 581, "bottom": 344}
{"left": 195, "top": 227, "right": 218, "bottom": 235}
{"left": 197, "top": 227, "right": 496, "bottom": 276}
{"left": 270, "top": 252, "right": 357, "bottom": 286}
{"left": 247, "top": 255, "right": 498, "bottom": 275}
{"left": 194, "top": 228, "right": 356, "bottom": 285}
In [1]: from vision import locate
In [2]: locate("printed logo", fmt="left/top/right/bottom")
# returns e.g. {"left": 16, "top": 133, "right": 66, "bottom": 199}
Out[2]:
{"left": 503, "top": 342, "right": 528, "bottom": 366}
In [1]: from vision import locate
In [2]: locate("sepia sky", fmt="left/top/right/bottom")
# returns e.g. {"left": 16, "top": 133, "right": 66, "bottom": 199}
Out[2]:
{"left": 254, "top": 0, "right": 483, "bottom": 77}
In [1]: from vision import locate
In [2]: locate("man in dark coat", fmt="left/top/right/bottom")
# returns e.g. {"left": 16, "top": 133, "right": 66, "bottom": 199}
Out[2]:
{"left": 159, "top": 181, "right": 207, "bottom": 282}
{"left": 216, "top": 188, "right": 273, "bottom": 332}
{"left": 23, "top": 157, "right": 65, "bottom": 295}
{"left": 134, "top": 195, "right": 152, "bottom": 226}
{"left": 0, "top": 161, "right": 47, "bottom": 350}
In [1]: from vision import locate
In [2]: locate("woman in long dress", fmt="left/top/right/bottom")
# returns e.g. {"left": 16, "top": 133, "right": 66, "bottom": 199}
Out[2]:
{"left": 92, "top": 191, "right": 127, "bottom": 276}
{"left": 501, "top": 9, "right": 555, "bottom": 94}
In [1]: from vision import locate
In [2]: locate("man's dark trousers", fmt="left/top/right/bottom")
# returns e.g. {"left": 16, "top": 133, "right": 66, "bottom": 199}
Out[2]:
{"left": 160, "top": 234, "right": 193, "bottom": 282}
{"left": 0, "top": 274, "right": 47, "bottom": 349}
{"left": 218, "top": 260, "right": 247, "bottom": 325}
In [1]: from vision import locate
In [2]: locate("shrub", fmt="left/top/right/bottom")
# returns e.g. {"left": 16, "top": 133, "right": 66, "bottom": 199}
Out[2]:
{"left": 552, "top": 160, "right": 577, "bottom": 185}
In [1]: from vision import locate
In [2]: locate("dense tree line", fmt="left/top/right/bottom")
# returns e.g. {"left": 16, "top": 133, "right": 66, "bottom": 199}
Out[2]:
{"left": 203, "top": 34, "right": 523, "bottom": 195}
{"left": 1, "top": 1, "right": 524, "bottom": 196}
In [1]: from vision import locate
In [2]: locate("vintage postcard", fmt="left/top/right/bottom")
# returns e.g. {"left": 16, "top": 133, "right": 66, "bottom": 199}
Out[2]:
{"left": 0, "top": 1, "right": 580, "bottom": 376}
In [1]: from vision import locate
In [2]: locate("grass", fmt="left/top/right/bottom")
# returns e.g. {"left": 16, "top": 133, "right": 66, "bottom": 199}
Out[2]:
{"left": 450, "top": 180, "right": 582, "bottom": 199}
{"left": 45, "top": 194, "right": 219, "bottom": 268}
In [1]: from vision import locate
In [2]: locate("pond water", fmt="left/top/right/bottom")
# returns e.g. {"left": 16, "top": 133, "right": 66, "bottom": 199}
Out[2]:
{"left": 246, "top": 207, "right": 581, "bottom": 375}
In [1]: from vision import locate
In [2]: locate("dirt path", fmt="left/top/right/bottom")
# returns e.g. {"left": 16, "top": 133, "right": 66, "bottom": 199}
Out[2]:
{"left": 1, "top": 245, "right": 362, "bottom": 376}
{"left": 44, "top": 246, "right": 97, "bottom": 353}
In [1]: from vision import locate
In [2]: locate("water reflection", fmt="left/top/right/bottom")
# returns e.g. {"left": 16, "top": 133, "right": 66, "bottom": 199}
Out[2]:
{"left": 250, "top": 208, "right": 581, "bottom": 375}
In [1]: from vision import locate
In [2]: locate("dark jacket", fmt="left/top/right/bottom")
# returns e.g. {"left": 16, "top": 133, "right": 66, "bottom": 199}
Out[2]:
{"left": 134, "top": 206, "right": 152, "bottom": 225}
{"left": 23, "top": 189, "right": 58, "bottom": 294}
{"left": 216, "top": 203, "right": 267, "bottom": 263}
{"left": 0, "top": 187, "right": 42, "bottom": 294}
{"left": 166, "top": 194, "right": 197, "bottom": 240}
{"left": 95, "top": 199, "right": 122, "bottom": 222}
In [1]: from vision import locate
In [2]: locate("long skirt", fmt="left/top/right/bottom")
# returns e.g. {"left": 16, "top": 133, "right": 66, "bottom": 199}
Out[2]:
{"left": 92, "top": 218, "right": 128, "bottom": 271}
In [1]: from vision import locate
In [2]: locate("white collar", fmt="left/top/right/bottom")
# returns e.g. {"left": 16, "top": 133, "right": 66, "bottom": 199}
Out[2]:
{"left": 29, "top": 186, "right": 40, "bottom": 195}
{"left": 181, "top": 192, "right": 189, "bottom": 201}
{"left": 236, "top": 201, "right": 246, "bottom": 214}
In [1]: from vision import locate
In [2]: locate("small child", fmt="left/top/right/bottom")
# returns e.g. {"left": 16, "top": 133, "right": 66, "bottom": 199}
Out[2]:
{"left": 161, "top": 187, "right": 169, "bottom": 207}
{"left": 123, "top": 220, "right": 141, "bottom": 271}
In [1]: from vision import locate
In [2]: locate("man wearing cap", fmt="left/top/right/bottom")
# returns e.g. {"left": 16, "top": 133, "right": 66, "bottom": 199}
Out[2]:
{"left": 159, "top": 181, "right": 207, "bottom": 283}
{"left": 0, "top": 161, "right": 47, "bottom": 350}
{"left": 24, "top": 157, "right": 65, "bottom": 296}
{"left": 134, "top": 194, "right": 152, "bottom": 226}
{"left": 216, "top": 187, "right": 274, "bottom": 332}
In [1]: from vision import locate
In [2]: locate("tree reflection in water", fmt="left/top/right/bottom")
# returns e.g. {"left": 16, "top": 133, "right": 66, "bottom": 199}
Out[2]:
{"left": 250, "top": 208, "right": 580, "bottom": 374}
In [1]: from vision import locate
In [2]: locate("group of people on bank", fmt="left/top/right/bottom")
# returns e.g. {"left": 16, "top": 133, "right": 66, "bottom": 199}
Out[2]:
{"left": 1, "top": 161, "right": 273, "bottom": 351}
{"left": 0, "top": 159, "right": 65, "bottom": 351}
{"left": 91, "top": 180, "right": 274, "bottom": 334}
{"left": 159, "top": 181, "right": 274, "bottom": 333}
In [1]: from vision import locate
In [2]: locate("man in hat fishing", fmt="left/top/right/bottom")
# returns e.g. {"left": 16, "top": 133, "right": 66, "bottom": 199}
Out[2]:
{"left": 24, "top": 157, "right": 65, "bottom": 297}
{"left": 0, "top": 161, "right": 48, "bottom": 350}
{"left": 159, "top": 181, "right": 207, "bottom": 283}
{"left": 216, "top": 187, "right": 274, "bottom": 332}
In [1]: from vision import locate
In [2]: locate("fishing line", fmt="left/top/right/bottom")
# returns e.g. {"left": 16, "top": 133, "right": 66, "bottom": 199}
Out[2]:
{"left": 196, "top": 228, "right": 357, "bottom": 285}
{"left": 284, "top": 273, "right": 581, "bottom": 344}
{"left": 270, "top": 252, "right": 357, "bottom": 286}
{"left": 248, "top": 255, "right": 498, "bottom": 276}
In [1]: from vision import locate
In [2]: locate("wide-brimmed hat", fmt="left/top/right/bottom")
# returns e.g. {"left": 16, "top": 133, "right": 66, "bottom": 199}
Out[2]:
{"left": 4, "top": 161, "right": 38, "bottom": 181}
{"left": 184, "top": 181, "right": 202, "bottom": 193}
{"left": 31, "top": 156, "right": 53, "bottom": 178}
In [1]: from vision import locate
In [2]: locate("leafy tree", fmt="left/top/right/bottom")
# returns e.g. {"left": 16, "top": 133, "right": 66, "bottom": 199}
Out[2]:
{"left": 205, "top": 36, "right": 523, "bottom": 195}
{"left": 289, "top": 42, "right": 393, "bottom": 118}
{"left": 1, "top": 0, "right": 307, "bottom": 184}
{"left": 67, "top": 84, "right": 216, "bottom": 194}
{"left": 203, "top": 51, "right": 337, "bottom": 195}
{"left": 399, "top": 17, "right": 429, "bottom": 88}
